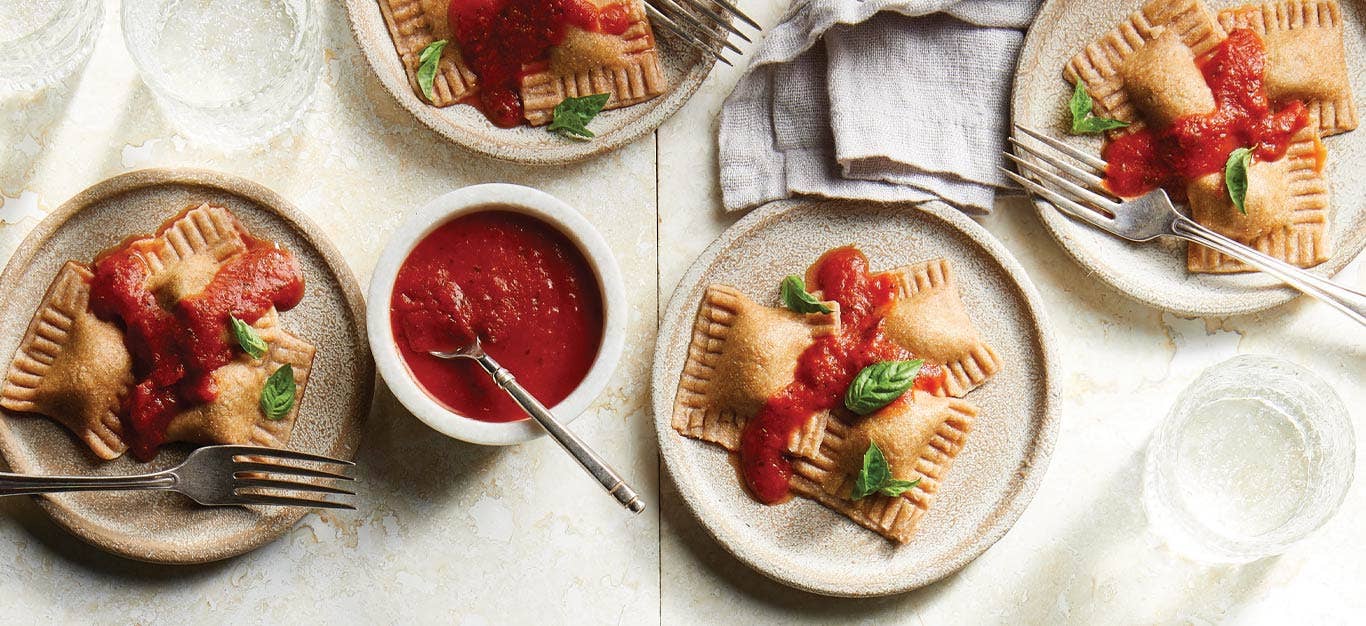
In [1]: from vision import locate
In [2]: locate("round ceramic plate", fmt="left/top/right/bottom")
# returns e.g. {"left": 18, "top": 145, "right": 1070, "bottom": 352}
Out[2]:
{"left": 651, "top": 199, "right": 1060, "bottom": 597}
{"left": 344, "top": 0, "right": 712, "bottom": 165}
{"left": 0, "top": 169, "right": 373, "bottom": 564}
{"left": 1012, "top": 0, "right": 1366, "bottom": 317}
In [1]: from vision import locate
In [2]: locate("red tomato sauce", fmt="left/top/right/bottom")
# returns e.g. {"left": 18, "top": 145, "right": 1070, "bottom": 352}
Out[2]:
{"left": 389, "top": 210, "right": 604, "bottom": 423}
{"left": 1103, "top": 28, "right": 1309, "bottom": 200}
{"left": 738, "top": 247, "right": 946, "bottom": 504}
{"left": 448, "top": 0, "right": 633, "bottom": 128}
{"left": 89, "top": 217, "right": 305, "bottom": 461}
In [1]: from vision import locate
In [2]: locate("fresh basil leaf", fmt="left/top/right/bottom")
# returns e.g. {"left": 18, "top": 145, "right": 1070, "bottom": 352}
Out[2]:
{"left": 229, "top": 315, "right": 267, "bottom": 359}
{"left": 548, "top": 93, "right": 610, "bottom": 140}
{"left": 844, "top": 359, "right": 924, "bottom": 416}
{"left": 852, "top": 442, "right": 922, "bottom": 500}
{"left": 878, "top": 477, "right": 921, "bottom": 497}
{"left": 1073, "top": 116, "right": 1130, "bottom": 133}
{"left": 1068, "top": 80, "right": 1129, "bottom": 135}
{"left": 852, "top": 441, "right": 891, "bottom": 500}
{"left": 1225, "top": 147, "right": 1253, "bottom": 216}
{"left": 779, "top": 275, "right": 833, "bottom": 315}
{"left": 417, "top": 40, "right": 448, "bottom": 102}
{"left": 260, "top": 365, "right": 296, "bottom": 421}
{"left": 1068, "top": 80, "right": 1092, "bottom": 126}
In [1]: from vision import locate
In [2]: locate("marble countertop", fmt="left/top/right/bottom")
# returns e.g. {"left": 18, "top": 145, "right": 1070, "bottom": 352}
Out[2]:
{"left": 0, "top": 0, "right": 1361, "bottom": 623}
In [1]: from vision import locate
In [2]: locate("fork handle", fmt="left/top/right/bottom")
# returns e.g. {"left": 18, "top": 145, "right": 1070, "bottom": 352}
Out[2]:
{"left": 474, "top": 353, "right": 646, "bottom": 515}
{"left": 1172, "top": 217, "right": 1366, "bottom": 325}
{"left": 0, "top": 471, "right": 175, "bottom": 497}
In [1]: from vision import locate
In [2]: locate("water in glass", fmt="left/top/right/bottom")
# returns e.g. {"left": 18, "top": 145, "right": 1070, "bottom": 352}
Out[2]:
{"left": 1143, "top": 355, "right": 1354, "bottom": 563}
{"left": 0, "top": 0, "right": 104, "bottom": 92}
{"left": 122, "top": 0, "right": 321, "bottom": 148}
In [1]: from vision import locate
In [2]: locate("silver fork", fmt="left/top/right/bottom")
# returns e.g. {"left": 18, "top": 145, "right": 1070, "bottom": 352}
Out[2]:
{"left": 644, "top": 0, "right": 761, "bottom": 66}
{"left": 0, "top": 445, "right": 356, "bottom": 509}
{"left": 1004, "top": 124, "right": 1366, "bottom": 326}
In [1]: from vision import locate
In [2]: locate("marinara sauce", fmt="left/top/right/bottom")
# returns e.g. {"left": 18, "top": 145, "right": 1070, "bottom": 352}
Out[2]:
{"left": 389, "top": 209, "right": 604, "bottom": 422}
{"left": 1103, "top": 28, "right": 1310, "bottom": 200}
{"left": 89, "top": 215, "right": 304, "bottom": 461}
{"left": 738, "top": 247, "right": 946, "bottom": 505}
{"left": 447, "top": 0, "right": 633, "bottom": 127}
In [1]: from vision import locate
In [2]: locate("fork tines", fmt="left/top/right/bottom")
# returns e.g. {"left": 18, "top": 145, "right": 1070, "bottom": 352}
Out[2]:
{"left": 644, "top": 0, "right": 760, "bottom": 66}
{"left": 1002, "top": 124, "right": 1126, "bottom": 230}
{"left": 225, "top": 446, "right": 357, "bottom": 510}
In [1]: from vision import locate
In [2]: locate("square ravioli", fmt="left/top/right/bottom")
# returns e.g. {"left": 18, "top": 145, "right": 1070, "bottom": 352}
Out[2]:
{"left": 1064, "top": 0, "right": 1227, "bottom": 124}
{"left": 1186, "top": 127, "right": 1332, "bottom": 272}
{"left": 0, "top": 263, "right": 131, "bottom": 460}
{"left": 790, "top": 392, "right": 976, "bottom": 544}
{"left": 671, "top": 284, "right": 838, "bottom": 457}
{"left": 1218, "top": 0, "right": 1357, "bottom": 135}
{"left": 0, "top": 205, "right": 317, "bottom": 461}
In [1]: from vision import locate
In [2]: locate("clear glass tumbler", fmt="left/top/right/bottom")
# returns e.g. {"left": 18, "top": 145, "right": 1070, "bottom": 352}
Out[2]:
{"left": 1143, "top": 354, "right": 1354, "bottom": 563}
{"left": 121, "top": 0, "right": 322, "bottom": 148}
{"left": 0, "top": 0, "right": 104, "bottom": 92}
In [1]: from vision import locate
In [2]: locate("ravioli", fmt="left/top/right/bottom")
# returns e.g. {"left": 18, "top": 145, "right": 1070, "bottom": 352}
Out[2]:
{"left": 881, "top": 259, "right": 1002, "bottom": 398}
{"left": 789, "top": 392, "right": 977, "bottom": 543}
{"left": 0, "top": 263, "right": 131, "bottom": 460}
{"left": 1219, "top": 0, "right": 1357, "bottom": 135}
{"left": 671, "top": 284, "right": 838, "bottom": 455}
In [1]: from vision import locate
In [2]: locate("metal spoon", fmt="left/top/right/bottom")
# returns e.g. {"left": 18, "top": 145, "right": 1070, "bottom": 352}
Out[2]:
{"left": 429, "top": 337, "right": 645, "bottom": 514}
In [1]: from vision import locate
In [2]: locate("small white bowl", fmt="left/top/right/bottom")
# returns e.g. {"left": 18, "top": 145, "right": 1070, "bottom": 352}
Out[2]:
{"left": 367, "top": 183, "right": 627, "bottom": 445}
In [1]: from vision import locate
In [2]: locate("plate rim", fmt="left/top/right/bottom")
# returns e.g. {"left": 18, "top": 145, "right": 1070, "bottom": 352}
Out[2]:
{"left": 0, "top": 168, "right": 374, "bottom": 565}
{"left": 650, "top": 198, "right": 1061, "bottom": 597}
{"left": 342, "top": 0, "right": 714, "bottom": 166}
{"left": 1011, "top": 0, "right": 1366, "bottom": 317}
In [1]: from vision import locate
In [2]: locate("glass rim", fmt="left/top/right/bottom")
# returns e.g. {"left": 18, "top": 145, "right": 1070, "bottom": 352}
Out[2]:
{"left": 120, "top": 0, "right": 320, "bottom": 109}
{"left": 0, "top": 0, "right": 100, "bottom": 48}
{"left": 1145, "top": 353, "right": 1355, "bottom": 561}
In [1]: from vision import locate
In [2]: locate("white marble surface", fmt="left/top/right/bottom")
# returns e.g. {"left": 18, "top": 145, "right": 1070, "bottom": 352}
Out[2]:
{"left": 0, "top": 0, "right": 1362, "bottom": 623}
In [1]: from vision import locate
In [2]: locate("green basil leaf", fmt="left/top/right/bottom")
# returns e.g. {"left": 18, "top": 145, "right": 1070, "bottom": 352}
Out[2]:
{"left": 1225, "top": 147, "right": 1253, "bottom": 216}
{"left": 417, "top": 40, "right": 448, "bottom": 102}
{"left": 260, "top": 365, "right": 296, "bottom": 421}
{"left": 548, "top": 93, "right": 611, "bottom": 140}
{"left": 844, "top": 359, "right": 924, "bottom": 416}
{"left": 852, "top": 442, "right": 922, "bottom": 500}
{"left": 878, "top": 477, "right": 921, "bottom": 497}
{"left": 1068, "top": 80, "right": 1129, "bottom": 135}
{"left": 779, "top": 275, "right": 833, "bottom": 315}
{"left": 1072, "top": 116, "right": 1130, "bottom": 133}
{"left": 229, "top": 315, "right": 267, "bottom": 359}
{"left": 852, "top": 441, "right": 891, "bottom": 500}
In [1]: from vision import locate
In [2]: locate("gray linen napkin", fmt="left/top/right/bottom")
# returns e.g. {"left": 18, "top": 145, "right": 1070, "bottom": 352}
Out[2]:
{"left": 718, "top": 0, "right": 1040, "bottom": 214}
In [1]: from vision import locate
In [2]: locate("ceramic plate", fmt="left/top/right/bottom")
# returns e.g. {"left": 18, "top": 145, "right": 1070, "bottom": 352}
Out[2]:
{"left": 1012, "top": 0, "right": 1366, "bottom": 317}
{"left": 344, "top": 0, "right": 713, "bottom": 165}
{"left": 0, "top": 169, "right": 373, "bottom": 564}
{"left": 651, "top": 199, "right": 1059, "bottom": 597}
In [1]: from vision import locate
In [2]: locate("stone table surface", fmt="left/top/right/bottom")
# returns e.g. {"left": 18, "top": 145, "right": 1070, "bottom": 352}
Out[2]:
{"left": 0, "top": 0, "right": 1362, "bottom": 623}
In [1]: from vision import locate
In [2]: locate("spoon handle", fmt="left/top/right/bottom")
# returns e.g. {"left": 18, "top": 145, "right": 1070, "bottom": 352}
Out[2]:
{"left": 475, "top": 353, "right": 645, "bottom": 514}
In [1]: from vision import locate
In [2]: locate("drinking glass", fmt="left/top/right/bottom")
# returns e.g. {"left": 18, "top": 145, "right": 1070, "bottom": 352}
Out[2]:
{"left": 121, "top": 0, "right": 322, "bottom": 148}
{"left": 1143, "top": 354, "right": 1354, "bottom": 563}
{"left": 0, "top": 0, "right": 104, "bottom": 92}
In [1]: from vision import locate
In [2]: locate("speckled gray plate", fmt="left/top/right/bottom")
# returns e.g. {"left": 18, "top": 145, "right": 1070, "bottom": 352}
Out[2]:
{"left": 344, "top": 0, "right": 712, "bottom": 165}
{"left": 0, "top": 169, "right": 373, "bottom": 565}
{"left": 651, "top": 199, "right": 1060, "bottom": 597}
{"left": 1013, "top": 0, "right": 1366, "bottom": 317}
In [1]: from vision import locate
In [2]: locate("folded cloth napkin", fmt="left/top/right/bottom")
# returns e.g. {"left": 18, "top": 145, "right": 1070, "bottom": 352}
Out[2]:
{"left": 718, "top": 0, "right": 1041, "bottom": 214}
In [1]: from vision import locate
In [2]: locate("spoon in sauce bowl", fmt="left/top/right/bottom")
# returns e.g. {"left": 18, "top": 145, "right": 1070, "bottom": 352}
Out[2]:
{"left": 428, "top": 335, "right": 645, "bottom": 514}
